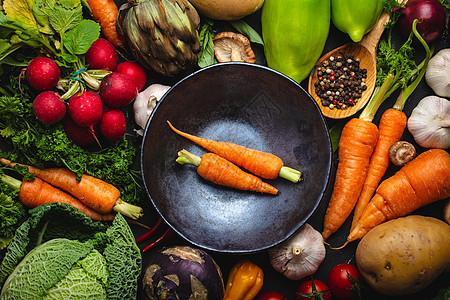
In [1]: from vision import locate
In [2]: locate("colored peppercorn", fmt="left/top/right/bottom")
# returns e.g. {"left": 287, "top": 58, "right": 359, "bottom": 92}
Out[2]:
{"left": 331, "top": 0, "right": 383, "bottom": 42}
{"left": 223, "top": 260, "right": 264, "bottom": 300}
{"left": 314, "top": 55, "right": 367, "bottom": 110}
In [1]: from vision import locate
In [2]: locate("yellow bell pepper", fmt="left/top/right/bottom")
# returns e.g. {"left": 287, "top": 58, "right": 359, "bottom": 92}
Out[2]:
{"left": 223, "top": 260, "right": 264, "bottom": 300}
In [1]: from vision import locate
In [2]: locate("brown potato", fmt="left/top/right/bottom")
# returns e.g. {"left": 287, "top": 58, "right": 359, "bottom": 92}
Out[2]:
{"left": 188, "top": 0, "right": 264, "bottom": 20}
{"left": 356, "top": 215, "right": 450, "bottom": 296}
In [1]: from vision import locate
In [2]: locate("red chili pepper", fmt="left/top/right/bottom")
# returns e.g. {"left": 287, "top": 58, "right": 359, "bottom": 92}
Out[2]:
{"left": 135, "top": 216, "right": 164, "bottom": 243}
{"left": 142, "top": 227, "right": 175, "bottom": 252}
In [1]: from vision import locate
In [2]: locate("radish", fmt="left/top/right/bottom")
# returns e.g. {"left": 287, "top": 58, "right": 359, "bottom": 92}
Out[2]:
{"left": 32, "top": 91, "right": 66, "bottom": 125}
{"left": 68, "top": 91, "right": 104, "bottom": 128}
{"left": 26, "top": 57, "right": 61, "bottom": 91}
{"left": 99, "top": 109, "right": 127, "bottom": 141}
{"left": 85, "top": 38, "right": 118, "bottom": 71}
{"left": 99, "top": 72, "right": 138, "bottom": 108}
{"left": 63, "top": 116, "right": 96, "bottom": 147}
{"left": 114, "top": 61, "right": 147, "bottom": 91}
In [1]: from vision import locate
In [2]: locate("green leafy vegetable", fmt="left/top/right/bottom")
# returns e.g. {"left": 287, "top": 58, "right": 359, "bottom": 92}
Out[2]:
{"left": 0, "top": 203, "right": 141, "bottom": 299}
{"left": 0, "top": 192, "right": 26, "bottom": 251}
{"left": 198, "top": 20, "right": 217, "bottom": 68}
{"left": 230, "top": 20, "right": 264, "bottom": 45}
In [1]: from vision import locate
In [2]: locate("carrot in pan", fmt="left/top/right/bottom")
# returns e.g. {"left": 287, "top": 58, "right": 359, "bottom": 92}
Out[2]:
{"left": 86, "top": 0, "right": 126, "bottom": 48}
{"left": 347, "top": 149, "right": 450, "bottom": 243}
{"left": 1, "top": 174, "right": 114, "bottom": 221}
{"left": 350, "top": 108, "right": 407, "bottom": 231}
{"left": 0, "top": 158, "right": 143, "bottom": 220}
{"left": 167, "top": 121, "right": 301, "bottom": 183}
{"left": 176, "top": 149, "right": 279, "bottom": 195}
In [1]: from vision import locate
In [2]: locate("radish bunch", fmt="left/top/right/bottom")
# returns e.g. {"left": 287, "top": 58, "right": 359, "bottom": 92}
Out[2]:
{"left": 27, "top": 38, "right": 147, "bottom": 147}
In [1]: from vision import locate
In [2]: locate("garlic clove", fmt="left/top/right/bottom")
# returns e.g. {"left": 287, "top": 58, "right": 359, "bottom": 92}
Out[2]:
{"left": 425, "top": 48, "right": 450, "bottom": 98}
{"left": 268, "top": 223, "right": 325, "bottom": 281}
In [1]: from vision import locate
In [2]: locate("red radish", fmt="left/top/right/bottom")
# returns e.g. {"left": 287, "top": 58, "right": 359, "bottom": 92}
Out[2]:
{"left": 100, "top": 109, "right": 127, "bottom": 141}
{"left": 32, "top": 91, "right": 66, "bottom": 125}
{"left": 99, "top": 72, "right": 138, "bottom": 108}
{"left": 398, "top": 0, "right": 446, "bottom": 44}
{"left": 26, "top": 57, "right": 60, "bottom": 91}
{"left": 68, "top": 91, "right": 103, "bottom": 128}
{"left": 85, "top": 38, "right": 118, "bottom": 71}
{"left": 114, "top": 61, "right": 147, "bottom": 91}
{"left": 63, "top": 116, "right": 96, "bottom": 147}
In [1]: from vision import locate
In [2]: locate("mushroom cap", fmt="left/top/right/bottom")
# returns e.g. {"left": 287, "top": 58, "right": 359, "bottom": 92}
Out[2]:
{"left": 389, "top": 141, "right": 417, "bottom": 166}
{"left": 213, "top": 32, "right": 256, "bottom": 63}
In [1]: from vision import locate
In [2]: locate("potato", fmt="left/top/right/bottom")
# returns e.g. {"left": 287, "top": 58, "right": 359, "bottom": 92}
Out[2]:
{"left": 355, "top": 215, "right": 450, "bottom": 296}
{"left": 188, "top": 0, "right": 264, "bottom": 20}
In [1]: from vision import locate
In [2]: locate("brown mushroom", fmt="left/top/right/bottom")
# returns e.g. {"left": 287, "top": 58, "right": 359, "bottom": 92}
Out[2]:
{"left": 213, "top": 32, "right": 256, "bottom": 63}
{"left": 389, "top": 141, "right": 416, "bottom": 166}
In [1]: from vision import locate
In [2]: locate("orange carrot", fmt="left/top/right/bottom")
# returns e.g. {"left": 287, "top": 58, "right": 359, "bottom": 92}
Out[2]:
{"left": 321, "top": 118, "right": 379, "bottom": 240}
{"left": 176, "top": 149, "right": 278, "bottom": 195}
{"left": 1, "top": 174, "right": 114, "bottom": 221}
{"left": 350, "top": 108, "right": 407, "bottom": 231}
{"left": 86, "top": 0, "right": 126, "bottom": 48}
{"left": 0, "top": 158, "right": 143, "bottom": 220}
{"left": 347, "top": 149, "right": 450, "bottom": 243}
{"left": 167, "top": 121, "right": 301, "bottom": 183}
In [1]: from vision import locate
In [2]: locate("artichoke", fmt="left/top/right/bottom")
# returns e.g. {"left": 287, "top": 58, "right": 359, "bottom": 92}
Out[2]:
{"left": 120, "top": 0, "right": 201, "bottom": 77}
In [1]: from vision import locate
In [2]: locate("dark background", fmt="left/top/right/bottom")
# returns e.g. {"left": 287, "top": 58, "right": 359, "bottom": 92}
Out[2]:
{"left": 129, "top": 3, "right": 450, "bottom": 300}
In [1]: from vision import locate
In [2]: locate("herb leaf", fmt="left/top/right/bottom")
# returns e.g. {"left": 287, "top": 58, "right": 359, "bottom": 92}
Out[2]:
{"left": 230, "top": 20, "right": 264, "bottom": 45}
{"left": 198, "top": 20, "right": 217, "bottom": 68}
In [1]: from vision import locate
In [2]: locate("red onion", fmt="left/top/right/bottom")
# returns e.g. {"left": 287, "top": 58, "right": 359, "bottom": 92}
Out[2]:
{"left": 398, "top": 0, "right": 446, "bottom": 43}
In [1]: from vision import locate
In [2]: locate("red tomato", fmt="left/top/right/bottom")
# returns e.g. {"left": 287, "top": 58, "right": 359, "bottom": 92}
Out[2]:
{"left": 258, "top": 291, "right": 287, "bottom": 300}
{"left": 296, "top": 279, "right": 332, "bottom": 300}
{"left": 327, "top": 263, "right": 361, "bottom": 299}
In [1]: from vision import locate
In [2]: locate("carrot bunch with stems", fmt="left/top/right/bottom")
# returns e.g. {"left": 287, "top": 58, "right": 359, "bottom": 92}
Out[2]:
{"left": 167, "top": 121, "right": 302, "bottom": 183}
{"left": 347, "top": 149, "right": 450, "bottom": 243}
{"left": 0, "top": 158, "right": 143, "bottom": 220}
{"left": 351, "top": 18, "right": 434, "bottom": 230}
{"left": 1, "top": 174, "right": 114, "bottom": 221}
{"left": 176, "top": 149, "right": 279, "bottom": 195}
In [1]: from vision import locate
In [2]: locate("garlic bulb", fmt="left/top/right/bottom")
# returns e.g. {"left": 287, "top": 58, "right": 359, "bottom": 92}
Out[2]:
{"left": 425, "top": 48, "right": 450, "bottom": 98}
{"left": 133, "top": 83, "right": 171, "bottom": 135}
{"left": 407, "top": 96, "right": 450, "bottom": 149}
{"left": 268, "top": 223, "right": 325, "bottom": 281}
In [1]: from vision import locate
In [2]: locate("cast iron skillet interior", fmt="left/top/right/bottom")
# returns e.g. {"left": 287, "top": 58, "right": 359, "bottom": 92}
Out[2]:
{"left": 141, "top": 62, "right": 333, "bottom": 253}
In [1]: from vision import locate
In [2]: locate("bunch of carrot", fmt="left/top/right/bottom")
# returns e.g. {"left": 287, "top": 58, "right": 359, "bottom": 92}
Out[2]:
{"left": 167, "top": 121, "right": 302, "bottom": 194}
{"left": 0, "top": 158, "right": 143, "bottom": 221}
{"left": 322, "top": 19, "right": 438, "bottom": 243}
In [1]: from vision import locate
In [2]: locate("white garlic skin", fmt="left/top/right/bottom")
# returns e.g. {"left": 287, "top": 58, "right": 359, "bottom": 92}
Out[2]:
{"left": 133, "top": 84, "right": 171, "bottom": 135}
{"left": 425, "top": 48, "right": 450, "bottom": 98}
{"left": 407, "top": 96, "right": 450, "bottom": 149}
{"left": 268, "top": 223, "right": 325, "bottom": 281}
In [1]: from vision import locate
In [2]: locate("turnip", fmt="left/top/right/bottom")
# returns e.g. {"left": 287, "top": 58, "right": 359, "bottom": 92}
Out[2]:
{"left": 68, "top": 91, "right": 104, "bottom": 128}
{"left": 99, "top": 72, "right": 138, "bottom": 108}
{"left": 114, "top": 61, "right": 147, "bottom": 91}
{"left": 85, "top": 38, "right": 118, "bottom": 71}
{"left": 62, "top": 116, "right": 96, "bottom": 147}
{"left": 100, "top": 109, "right": 127, "bottom": 141}
{"left": 32, "top": 91, "right": 66, "bottom": 125}
{"left": 26, "top": 57, "right": 61, "bottom": 91}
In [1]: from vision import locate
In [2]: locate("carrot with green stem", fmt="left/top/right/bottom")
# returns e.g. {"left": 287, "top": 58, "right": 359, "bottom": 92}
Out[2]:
{"left": 350, "top": 18, "right": 434, "bottom": 230}
{"left": 347, "top": 149, "right": 450, "bottom": 243}
{"left": 176, "top": 149, "right": 279, "bottom": 195}
{"left": 86, "top": 0, "right": 126, "bottom": 48}
{"left": 167, "top": 121, "right": 302, "bottom": 183}
{"left": 1, "top": 174, "right": 115, "bottom": 221}
{"left": 0, "top": 158, "right": 143, "bottom": 220}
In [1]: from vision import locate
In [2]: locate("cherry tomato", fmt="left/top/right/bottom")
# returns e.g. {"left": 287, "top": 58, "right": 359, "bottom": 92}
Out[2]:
{"left": 327, "top": 263, "right": 361, "bottom": 299}
{"left": 296, "top": 279, "right": 332, "bottom": 300}
{"left": 258, "top": 291, "right": 287, "bottom": 300}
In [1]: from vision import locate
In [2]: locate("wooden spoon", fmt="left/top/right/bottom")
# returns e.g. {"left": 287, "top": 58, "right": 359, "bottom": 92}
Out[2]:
{"left": 308, "top": 10, "right": 394, "bottom": 119}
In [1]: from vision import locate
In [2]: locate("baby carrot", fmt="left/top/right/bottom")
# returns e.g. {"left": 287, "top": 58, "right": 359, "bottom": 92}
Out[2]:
{"left": 167, "top": 121, "right": 301, "bottom": 183}
{"left": 1, "top": 174, "right": 114, "bottom": 221}
{"left": 0, "top": 158, "right": 143, "bottom": 220}
{"left": 86, "top": 0, "right": 126, "bottom": 48}
{"left": 350, "top": 108, "right": 407, "bottom": 231}
{"left": 347, "top": 149, "right": 450, "bottom": 243}
{"left": 176, "top": 149, "right": 278, "bottom": 195}
{"left": 321, "top": 118, "right": 379, "bottom": 240}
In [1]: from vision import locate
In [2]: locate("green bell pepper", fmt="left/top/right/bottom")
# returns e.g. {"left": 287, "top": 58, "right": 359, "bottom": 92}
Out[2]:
{"left": 331, "top": 0, "right": 383, "bottom": 42}
{"left": 261, "top": 0, "right": 331, "bottom": 84}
